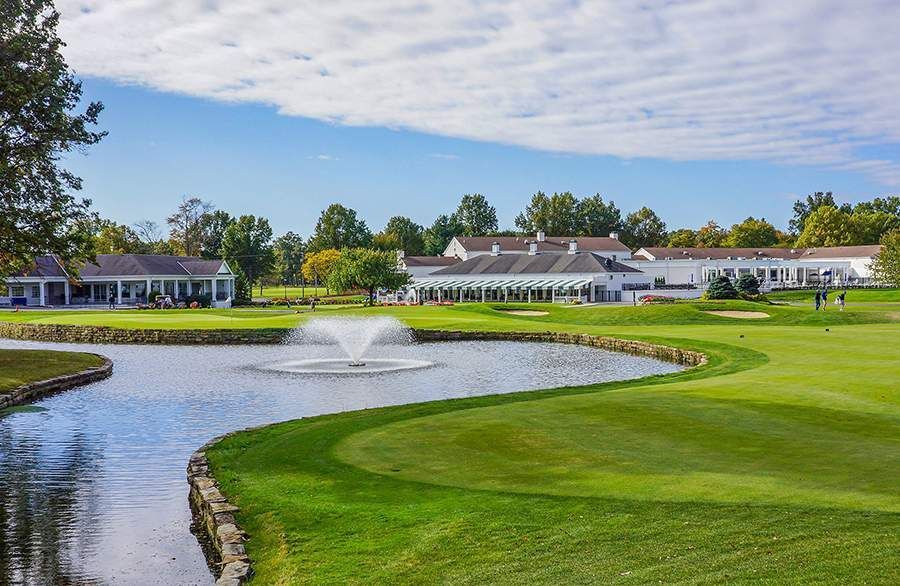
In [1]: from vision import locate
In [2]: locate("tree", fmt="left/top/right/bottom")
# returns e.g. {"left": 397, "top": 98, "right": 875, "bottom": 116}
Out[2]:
{"left": 93, "top": 220, "right": 145, "bottom": 254}
{"left": 1, "top": 0, "right": 106, "bottom": 276}
{"left": 726, "top": 217, "right": 778, "bottom": 248}
{"left": 576, "top": 194, "right": 622, "bottom": 237}
{"left": 705, "top": 275, "right": 738, "bottom": 299}
{"left": 220, "top": 215, "right": 275, "bottom": 298}
{"left": 423, "top": 214, "right": 464, "bottom": 256}
{"left": 200, "top": 210, "right": 234, "bottom": 259}
{"left": 735, "top": 273, "right": 761, "bottom": 295}
{"left": 377, "top": 216, "right": 425, "bottom": 255}
{"left": 790, "top": 192, "right": 850, "bottom": 234}
{"left": 870, "top": 228, "right": 900, "bottom": 286}
{"left": 696, "top": 220, "right": 728, "bottom": 248}
{"left": 851, "top": 210, "right": 900, "bottom": 245}
{"left": 308, "top": 204, "right": 372, "bottom": 252}
{"left": 326, "top": 248, "right": 410, "bottom": 304}
{"left": 795, "top": 206, "right": 859, "bottom": 247}
{"left": 452, "top": 193, "right": 498, "bottom": 236}
{"left": 853, "top": 196, "right": 900, "bottom": 217}
{"left": 621, "top": 207, "right": 667, "bottom": 249}
{"left": 166, "top": 196, "right": 213, "bottom": 256}
{"left": 133, "top": 220, "right": 174, "bottom": 255}
{"left": 272, "top": 232, "right": 305, "bottom": 286}
{"left": 666, "top": 228, "right": 698, "bottom": 247}
{"left": 301, "top": 249, "right": 341, "bottom": 293}
{"left": 514, "top": 191, "right": 578, "bottom": 235}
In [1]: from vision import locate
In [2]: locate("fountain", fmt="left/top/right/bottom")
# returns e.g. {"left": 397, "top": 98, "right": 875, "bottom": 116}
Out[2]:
{"left": 263, "top": 316, "right": 433, "bottom": 374}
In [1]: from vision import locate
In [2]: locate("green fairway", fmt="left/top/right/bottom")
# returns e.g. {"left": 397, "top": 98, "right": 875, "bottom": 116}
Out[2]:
{"left": 0, "top": 349, "right": 106, "bottom": 395}
{"left": 257, "top": 285, "right": 331, "bottom": 299}
{"left": 767, "top": 287, "right": 900, "bottom": 303}
{"left": 195, "top": 301, "right": 900, "bottom": 584}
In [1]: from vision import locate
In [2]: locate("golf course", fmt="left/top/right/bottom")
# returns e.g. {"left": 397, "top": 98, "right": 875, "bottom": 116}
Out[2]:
{"left": 3, "top": 296, "right": 897, "bottom": 583}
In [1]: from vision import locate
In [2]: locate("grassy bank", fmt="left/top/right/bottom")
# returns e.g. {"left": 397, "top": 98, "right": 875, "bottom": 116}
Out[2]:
{"left": 200, "top": 304, "right": 900, "bottom": 583}
{"left": 0, "top": 349, "right": 106, "bottom": 395}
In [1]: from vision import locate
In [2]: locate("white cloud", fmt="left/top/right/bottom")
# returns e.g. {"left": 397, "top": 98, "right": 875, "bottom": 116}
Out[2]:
{"left": 58, "top": 1, "right": 900, "bottom": 184}
{"left": 428, "top": 153, "right": 460, "bottom": 160}
{"left": 308, "top": 154, "right": 338, "bottom": 161}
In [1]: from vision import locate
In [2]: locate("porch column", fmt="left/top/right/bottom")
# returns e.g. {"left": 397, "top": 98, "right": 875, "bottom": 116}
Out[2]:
{"left": 146, "top": 279, "right": 152, "bottom": 301}
{"left": 481, "top": 288, "right": 486, "bottom": 302}
{"left": 527, "top": 288, "right": 531, "bottom": 303}
{"left": 116, "top": 280, "right": 123, "bottom": 304}
{"left": 39, "top": 282, "right": 46, "bottom": 306}
{"left": 459, "top": 288, "right": 463, "bottom": 303}
{"left": 64, "top": 281, "right": 71, "bottom": 305}
{"left": 211, "top": 278, "right": 217, "bottom": 302}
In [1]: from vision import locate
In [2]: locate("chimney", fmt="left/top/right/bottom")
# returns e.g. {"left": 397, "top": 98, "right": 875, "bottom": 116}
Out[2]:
{"left": 491, "top": 242, "right": 501, "bottom": 256}
{"left": 609, "top": 232, "right": 619, "bottom": 240}
{"left": 536, "top": 230, "right": 546, "bottom": 242}
{"left": 528, "top": 240, "right": 538, "bottom": 255}
{"left": 568, "top": 239, "right": 578, "bottom": 255}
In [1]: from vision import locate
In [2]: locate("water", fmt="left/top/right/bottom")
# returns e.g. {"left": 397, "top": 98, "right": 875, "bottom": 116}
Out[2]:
{"left": 0, "top": 338, "right": 682, "bottom": 585}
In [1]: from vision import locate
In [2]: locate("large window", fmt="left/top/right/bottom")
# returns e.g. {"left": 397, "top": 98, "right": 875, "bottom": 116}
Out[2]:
{"left": 31, "top": 285, "right": 41, "bottom": 298}
{"left": 11, "top": 286, "right": 24, "bottom": 297}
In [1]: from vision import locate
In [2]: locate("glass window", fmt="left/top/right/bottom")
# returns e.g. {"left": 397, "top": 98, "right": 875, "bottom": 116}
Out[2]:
{"left": 32, "top": 286, "right": 40, "bottom": 298}
{"left": 11, "top": 286, "right": 24, "bottom": 297}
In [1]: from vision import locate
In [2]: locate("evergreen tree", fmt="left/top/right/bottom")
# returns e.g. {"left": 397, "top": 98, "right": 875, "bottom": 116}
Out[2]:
{"left": 735, "top": 274, "right": 761, "bottom": 295}
{"left": 706, "top": 275, "right": 738, "bottom": 299}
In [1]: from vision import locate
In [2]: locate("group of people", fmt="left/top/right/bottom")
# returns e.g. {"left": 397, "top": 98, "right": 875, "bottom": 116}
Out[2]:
{"left": 815, "top": 288, "right": 846, "bottom": 311}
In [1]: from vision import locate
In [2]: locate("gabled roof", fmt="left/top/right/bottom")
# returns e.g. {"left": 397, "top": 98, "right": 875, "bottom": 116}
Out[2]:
{"left": 13, "top": 255, "right": 69, "bottom": 278}
{"left": 633, "top": 245, "right": 882, "bottom": 261}
{"left": 11, "top": 254, "right": 230, "bottom": 278}
{"left": 400, "top": 256, "right": 461, "bottom": 268}
{"left": 432, "top": 251, "right": 640, "bottom": 275}
{"left": 452, "top": 235, "right": 630, "bottom": 253}
{"left": 798, "top": 245, "right": 882, "bottom": 259}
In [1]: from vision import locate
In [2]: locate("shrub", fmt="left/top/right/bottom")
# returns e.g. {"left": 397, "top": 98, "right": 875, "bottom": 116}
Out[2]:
{"left": 147, "top": 290, "right": 162, "bottom": 303}
{"left": 735, "top": 274, "right": 761, "bottom": 295}
{"left": 705, "top": 275, "right": 738, "bottom": 299}
{"left": 184, "top": 293, "right": 212, "bottom": 308}
{"left": 639, "top": 294, "right": 676, "bottom": 304}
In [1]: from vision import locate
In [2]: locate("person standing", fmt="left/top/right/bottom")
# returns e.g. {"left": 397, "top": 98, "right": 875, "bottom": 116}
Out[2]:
{"left": 822, "top": 288, "right": 829, "bottom": 311}
{"left": 815, "top": 290, "right": 821, "bottom": 311}
{"left": 108, "top": 291, "right": 115, "bottom": 310}
{"left": 837, "top": 290, "right": 846, "bottom": 311}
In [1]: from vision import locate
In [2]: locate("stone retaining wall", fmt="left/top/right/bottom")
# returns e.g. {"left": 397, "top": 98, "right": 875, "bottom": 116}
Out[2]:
{"left": 0, "top": 353, "right": 113, "bottom": 410}
{"left": 0, "top": 322, "right": 288, "bottom": 345}
{"left": 414, "top": 329, "right": 706, "bottom": 366}
{"left": 188, "top": 436, "right": 253, "bottom": 586}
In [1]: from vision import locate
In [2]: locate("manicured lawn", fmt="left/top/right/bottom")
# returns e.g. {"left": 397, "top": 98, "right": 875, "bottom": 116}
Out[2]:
{"left": 0, "top": 349, "right": 106, "bottom": 395}
{"left": 257, "top": 285, "right": 331, "bottom": 299}
{"left": 767, "top": 287, "right": 900, "bottom": 303}
{"left": 201, "top": 304, "right": 900, "bottom": 583}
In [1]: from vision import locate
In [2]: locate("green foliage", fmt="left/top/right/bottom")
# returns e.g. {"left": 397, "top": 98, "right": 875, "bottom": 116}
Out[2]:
{"left": 725, "top": 217, "right": 778, "bottom": 247}
{"left": 221, "top": 215, "right": 275, "bottom": 295}
{"left": 870, "top": 228, "right": 900, "bottom": 286}
{"left": 452, "top": 193, "right": 498, "bottom": 236}
{"left": 790, "top": 191, "right": 849, "bottom": 234}
{"left": 0, "top": 0, "right": 106, "bottom": 276}
{"left": 200, "top": 210, "right": 234, "bottom": 259}
{"left": 423, "top": 214, "right": 464, "bottom": 256}
{"left": 575, "top": 193, "right": 622, "bottom": 236}
{"left": 376, "top": 216, "right": 425, "bottom": 255}
{"left": 92, "top": 220, "right": 146, "bottom": 254}
{"left": 308, "top": 204, "right": 373, "bottom": 252}
{"left": 666, "top": 228, "right": 698, "bottom": 247}
{"left": 696, "top": 220, "right": 728, "bottom": 247}
{"left": 851, "top": 210, "right": 899, "bottom": 244}
{"left": 621, "top": 206, "right": 667, "bottom": 249}
{"left": 705, "top": 275, "right": 738, "bottom": 299}
{"left": 326, "top": 248, "right": 410, "bottom": 301}
{"left": 166, "top": 196, "right": 213, "bottom": 256}
{"left": 272, "top": 231, "right": 305, "bottom": 286}
{"left": 795, "top": 206, "right": 858, "bottom": 247}
{"left": 514, "top": 191, "right": 579, "bottom": 234}
{"left": 146, "top": 290, "right": 162, "bottom": 303}
{"left": 301, "top": 249, "right": 341, "bottom": 291}
{"left": 734, "top": 273, "right": 761, "bottom": 295}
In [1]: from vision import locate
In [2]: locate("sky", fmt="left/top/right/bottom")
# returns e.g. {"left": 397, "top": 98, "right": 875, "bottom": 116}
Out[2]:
{"left": 56, "top": 0, "right": 900, "bottom": 237}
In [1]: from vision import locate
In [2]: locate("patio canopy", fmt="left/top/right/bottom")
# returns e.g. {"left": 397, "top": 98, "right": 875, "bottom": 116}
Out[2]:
{"left": 410, "top": 277, "right": 592, "bottom": 290}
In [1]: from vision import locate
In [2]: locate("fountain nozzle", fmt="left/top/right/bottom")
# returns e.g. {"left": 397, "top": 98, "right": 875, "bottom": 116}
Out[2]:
{"left": 348, "top": 361, "right": 366, "bottom": 367}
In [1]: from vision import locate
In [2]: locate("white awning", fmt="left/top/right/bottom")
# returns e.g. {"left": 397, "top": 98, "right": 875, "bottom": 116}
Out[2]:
{"left": 411, "top": 277, "right": 593, "bottom": 290}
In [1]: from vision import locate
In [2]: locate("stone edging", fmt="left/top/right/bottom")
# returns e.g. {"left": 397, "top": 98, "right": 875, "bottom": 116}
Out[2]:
{"left": 188, "top": 433, "right": 254, "bottom": 586}
{"left": 187, "top": 330, "right": 706, "bottom": 584}
{"left": 0, "top": 322, "right": 288, "bottom": 345}
{"left": 0, "top": 353, "right": 113, "bottom": 410}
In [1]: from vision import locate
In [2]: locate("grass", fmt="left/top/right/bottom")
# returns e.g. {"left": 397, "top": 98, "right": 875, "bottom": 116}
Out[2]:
{"left": 0, "top": 349, "right": 105, "bottom": 395}
{"left": 195, "top": 299, "right": 900, "bottom": 584}
{"left": 257, "top": 286, "right": 331, "bottom": 299}
{"left": 767, "top": 287, "right": 900, "bottom": 303}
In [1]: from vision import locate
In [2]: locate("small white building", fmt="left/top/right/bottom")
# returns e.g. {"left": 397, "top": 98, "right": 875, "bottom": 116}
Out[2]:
{"left": 443, "top": 231, "right": 631, "bottom": 260}
{"left": 411, "top": 240, "right": 649, "bottom": 303}
{"left": 628, "top": 245, "right": 882, "bottom": 290}
{"left": 1, "top": 254, "right": 236, "bottom": 308}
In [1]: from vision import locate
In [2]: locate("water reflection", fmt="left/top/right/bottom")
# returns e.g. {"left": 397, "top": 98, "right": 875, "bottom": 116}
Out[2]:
{"left": 0, "top": 340, "right": 681, "bottom": 584}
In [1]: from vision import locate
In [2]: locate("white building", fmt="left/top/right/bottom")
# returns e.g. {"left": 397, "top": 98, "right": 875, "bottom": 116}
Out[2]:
{"left": 628, "top": 245, "right": 882, "bottom": 290}
{"left": 443, "top": 231, "right": 631, "bottom": 260}
{"left": 396, "top": 252, "right": 461, "bottom": 279}
{"left": 411, "top": 240, "right": 649, "bottom": 303}
{"left": 2, "top": 254, "right": 236, "bottom": 308}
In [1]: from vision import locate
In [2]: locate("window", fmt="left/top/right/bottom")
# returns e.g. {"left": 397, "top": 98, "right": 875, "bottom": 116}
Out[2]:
{"left": 31, "top": 286, "right": 40, "bottom": 298}
{"left": 11, "top": 286, "right": 24, "bottom": 297}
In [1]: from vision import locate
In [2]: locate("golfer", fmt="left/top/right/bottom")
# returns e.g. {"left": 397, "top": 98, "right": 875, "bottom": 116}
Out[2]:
{"left": 815, "top": 290, "right": 821, "bottom": 311}
{"left": 822, "top": 288, "right": 828, "bottom": 311}
{"left": 837, "top": 290, "right": 846, "bottom": 311}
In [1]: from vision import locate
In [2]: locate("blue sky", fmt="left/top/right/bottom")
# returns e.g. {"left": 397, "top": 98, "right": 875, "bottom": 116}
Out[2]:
{"left": 57, "top": 1, "right": 900, "bottom": 237}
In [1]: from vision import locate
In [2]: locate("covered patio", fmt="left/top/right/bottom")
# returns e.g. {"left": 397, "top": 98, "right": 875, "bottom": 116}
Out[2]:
{"left": 410, "top": 277, "right": 595, "bottom": 303}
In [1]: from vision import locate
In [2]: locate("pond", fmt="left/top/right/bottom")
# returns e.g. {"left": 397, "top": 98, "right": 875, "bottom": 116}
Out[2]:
{"left": 0, "top": 337, "right": 682, "bottom": 584}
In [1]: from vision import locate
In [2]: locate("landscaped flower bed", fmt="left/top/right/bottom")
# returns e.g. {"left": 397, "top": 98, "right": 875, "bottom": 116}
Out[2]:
{"left": 639, "top": 294, "right": 676, "bottom": 304}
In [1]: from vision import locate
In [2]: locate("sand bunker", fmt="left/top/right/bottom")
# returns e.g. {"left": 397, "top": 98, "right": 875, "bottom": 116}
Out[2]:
{"left": 497, "top": 309, "right": 549, "bottom": 316}
{"left": 704, "top": 310, "right": 770, "bottom": 319}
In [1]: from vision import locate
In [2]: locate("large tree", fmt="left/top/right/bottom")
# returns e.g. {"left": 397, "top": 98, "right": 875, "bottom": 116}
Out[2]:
{"left": 666, "top": 228, "right": 698, "bottom": 247}
{"left": 133, "top": 220, "right": 174, "bottom": 255}
{"left": 696, "top": 220, "right": 728, "bottom": 248}
{"left": 795, "top": 206, "right": 859, "bottom": 247}
{"left": 272, "top": 231, "right": 305, "bottom": 286}
{"left": 1, "top": 0, "right": 106, "bottom": 275}
{"left": 870, "top": 228, "right": 900, "bottom": 286}
{"left": 376, "top": 216, "right": 425, "bottom": 255}
{"left": 514, "top": 191, "right": 579, "bottom": 235}
{"left": 92, "top": 219, "right": 146, "bottom": 254}
{"left": 452, "top": 193, "right": 498, "bottom": 236}
{"left": 790, "top": 192, "right": 850, "bottom": 234}
{"left": 220, "top": 215, "right": 275, "bottom": 299}
{"left": 851, "top": 210, "right": 900, "bottom": 245}
{"left": 308, "top": 203, "right": 372, "bottom": 252}
{"left": 200, "top": 210, "right": 234, "bottom": 259}
{"left": 853, "top": 196, "right": 900, "bottom": 217}
{"left": 621, "top": 207, "right": 667, "bottom": 249}
{"left": 326, "top": 248, "right": 409, "bottom": 304}
{"left": 423, "top": 214, "right": 463, "bottom": 256}
{"left": 725, "top": 217, "right": 778, "bottom": 248}
{"left": 166, "top": 196, "right": 213, "bottom": 256}
{"left": 301, "top": 248, "right": 341, "bottom": 293}
{"left": 576, "top": 194, "right": 622, "bottom": 237}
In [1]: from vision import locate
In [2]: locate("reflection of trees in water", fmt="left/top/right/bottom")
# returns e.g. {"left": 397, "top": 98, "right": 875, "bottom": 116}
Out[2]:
{"left": 0, "top": 422, "right": 104, "bottom": 584}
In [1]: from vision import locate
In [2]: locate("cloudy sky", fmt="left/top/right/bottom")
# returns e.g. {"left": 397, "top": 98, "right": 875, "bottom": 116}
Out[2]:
{"left": 57, "top": 0, "right": 900, "bottom": 234}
